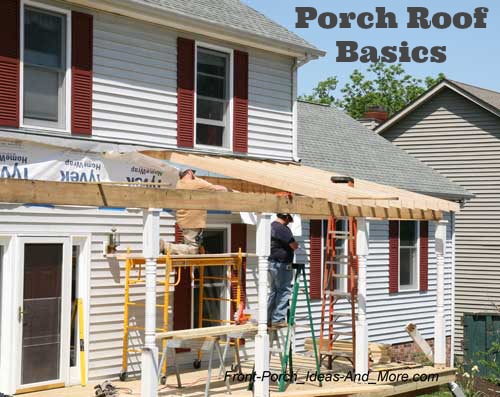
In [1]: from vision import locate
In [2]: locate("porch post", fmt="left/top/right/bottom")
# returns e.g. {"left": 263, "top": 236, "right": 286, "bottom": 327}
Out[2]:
{"left": 434, "top": 219, "right": 448, "bottom": 368}
{"left": 355, "top": 217, "right": 369, "bottom": 376}
{"left": 141, "top": 208, "right": 161, "bottom": 397}
{"left": 254, "top": 213, "right": 272, "bottom": 397}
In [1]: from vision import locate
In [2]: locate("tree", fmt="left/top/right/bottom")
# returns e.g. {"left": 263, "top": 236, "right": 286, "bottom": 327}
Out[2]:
{"left": 299, "top": 63, "right": 445, "bottom": 119}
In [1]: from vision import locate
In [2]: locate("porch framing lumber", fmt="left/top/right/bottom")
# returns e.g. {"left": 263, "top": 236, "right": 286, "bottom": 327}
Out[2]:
{"left": 0, "top": 179, "right": 444, "bottom": 220}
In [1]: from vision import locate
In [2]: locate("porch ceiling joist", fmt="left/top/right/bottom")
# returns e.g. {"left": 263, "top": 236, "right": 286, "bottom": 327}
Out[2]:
{"left": 0, "top": 179, "right": 443, "bottom": 220}
{"left": 142, "top": 150, "right": 460, "bottom": 214}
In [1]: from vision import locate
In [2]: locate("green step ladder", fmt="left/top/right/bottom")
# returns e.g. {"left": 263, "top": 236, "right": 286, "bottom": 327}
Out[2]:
{"left": 277, "top": 263, "right": 322, "bottom": 392}
{"left": 248, "top": 263, "right": 322, "bottom": 393}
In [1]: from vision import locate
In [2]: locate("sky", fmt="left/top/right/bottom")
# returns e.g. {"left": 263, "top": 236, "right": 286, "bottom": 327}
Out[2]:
{"left": 244, "top": 0, "right": 500, "bottom": 98}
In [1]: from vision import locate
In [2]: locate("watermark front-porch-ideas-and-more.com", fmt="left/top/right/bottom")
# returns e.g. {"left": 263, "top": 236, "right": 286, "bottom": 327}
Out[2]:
{"left": 296, "top": 6, "right": 489, "bottom": 63}
{"left": 224, "top": 369, "right": 440, "bottom": 384}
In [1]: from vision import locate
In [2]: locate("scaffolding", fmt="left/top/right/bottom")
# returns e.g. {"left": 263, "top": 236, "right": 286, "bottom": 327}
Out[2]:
{"left": 118, "top": 249, "right": 247, "bottom": 381}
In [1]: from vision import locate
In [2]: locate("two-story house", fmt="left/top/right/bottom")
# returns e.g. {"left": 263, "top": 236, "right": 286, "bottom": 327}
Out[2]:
{"left": 0, "top": 1, "right": 463, "bottom": 396}
{"left": 0, "top": 0, "right": 324, "bottom": 394}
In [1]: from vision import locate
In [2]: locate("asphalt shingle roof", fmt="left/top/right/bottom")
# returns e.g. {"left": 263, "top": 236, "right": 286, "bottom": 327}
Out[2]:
{"left": 450, "top": 80, "right": 500, "bottom": 113}
{"left": 135, "top": 0, "right": 319, "bottom": 51}
{"left": 297, "top": 101, "right": 472, "bottom": 200}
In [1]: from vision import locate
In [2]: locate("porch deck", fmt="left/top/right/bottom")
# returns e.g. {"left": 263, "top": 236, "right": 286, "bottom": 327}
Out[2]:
{"left": 25, "top": 356, "right": 455, "bottom": 397}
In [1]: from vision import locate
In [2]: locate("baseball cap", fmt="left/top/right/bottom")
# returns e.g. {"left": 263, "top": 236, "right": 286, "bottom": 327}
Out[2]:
{"left": 277, "top": 213, "right": 294, "bottom": 222}
{"left": 179, "top": 168, "right": 196, "bottom": 178}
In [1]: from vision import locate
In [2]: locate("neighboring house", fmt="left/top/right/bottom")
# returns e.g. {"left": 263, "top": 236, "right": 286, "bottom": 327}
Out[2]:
{"left": 296, "top": 101, "right": 471, "bottom": 362}
{"left": 376, "top": 79, "right": 500, "bottom": 359}
{"left": 0, "top": 0, "right": 324, "bottom": 393}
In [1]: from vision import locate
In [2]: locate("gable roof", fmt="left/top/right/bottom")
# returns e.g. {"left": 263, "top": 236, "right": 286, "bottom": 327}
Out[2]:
{"left": 119, "top": 0, "right": 324, "bottom": 57}
{"left": 376, "top": 80, "right": 500, "bottom": 134}
{"left": 297, "top": 101, "right": 472, "bottom": 200}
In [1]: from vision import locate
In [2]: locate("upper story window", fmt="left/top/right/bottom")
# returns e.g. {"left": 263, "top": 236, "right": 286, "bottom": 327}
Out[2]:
{"left": 399, "top": 221, "right": 419, "bottom": 290}
{"left": 196, "top": 47, "right": 231, "bottom": 149}
{"left": 23, "top": 5, "right": 69, "bottom": 130}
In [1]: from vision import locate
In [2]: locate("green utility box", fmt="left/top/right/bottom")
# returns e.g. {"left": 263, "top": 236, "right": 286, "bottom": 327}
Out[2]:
{"left": 463, "top": 312, "right": 500, "bottom": 377}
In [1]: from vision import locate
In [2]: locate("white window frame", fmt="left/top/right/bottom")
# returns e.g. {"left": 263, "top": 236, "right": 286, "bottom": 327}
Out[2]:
{"left": 20, "top": 0, "right": 72, "bottom": 134}
{"left": 398, "top": 220, "right": 420, "bottom": 292}
{"left": 194, "top": 41, "right": 233, "bottom": 152}
{"left": 190, "top": 224, "right": 231, "bottom": 328}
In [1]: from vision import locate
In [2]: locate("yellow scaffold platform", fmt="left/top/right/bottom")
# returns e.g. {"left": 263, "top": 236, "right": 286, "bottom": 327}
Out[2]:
{"left": 112, "top": 249, "right": 252, "bottom": 381}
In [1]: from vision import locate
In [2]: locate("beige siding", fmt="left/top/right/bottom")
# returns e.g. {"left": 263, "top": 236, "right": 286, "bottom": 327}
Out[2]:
{"left": 382, "top": 89, "right": 500, "bottom": 355}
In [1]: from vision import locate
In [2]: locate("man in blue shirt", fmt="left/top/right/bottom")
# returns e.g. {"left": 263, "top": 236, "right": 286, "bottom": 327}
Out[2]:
{"left": 268, "top": 213, "right": 299, "bottom": 325}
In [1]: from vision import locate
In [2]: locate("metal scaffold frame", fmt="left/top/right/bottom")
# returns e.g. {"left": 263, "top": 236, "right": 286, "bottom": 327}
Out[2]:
{"left": 118, "top": 249, "right": 246, "bottom": 382}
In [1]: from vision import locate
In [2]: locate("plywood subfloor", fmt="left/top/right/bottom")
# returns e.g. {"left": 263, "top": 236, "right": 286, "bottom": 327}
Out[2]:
{"left": 24, "top": 356, "right": 455, "bottom": 397}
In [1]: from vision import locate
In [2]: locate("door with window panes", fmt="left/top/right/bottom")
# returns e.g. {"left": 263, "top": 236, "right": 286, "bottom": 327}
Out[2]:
{"left": 192, "top": 229, "right": 229, "bottom": 328}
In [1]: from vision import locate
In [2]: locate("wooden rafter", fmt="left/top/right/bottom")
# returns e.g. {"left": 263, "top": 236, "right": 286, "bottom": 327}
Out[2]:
{"left": 0, "top": 179, "right": 443, "bottom": 220}
{"left": 143, "top": 150, "right": 460, "bottom": 213}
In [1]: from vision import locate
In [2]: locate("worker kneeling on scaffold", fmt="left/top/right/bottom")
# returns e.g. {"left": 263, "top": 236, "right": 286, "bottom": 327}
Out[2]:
{"left": 267, "top": 213, "right": 299, "bottom": 326}
{"left": 161, "top": 168, "right": 227, "bottom": 255}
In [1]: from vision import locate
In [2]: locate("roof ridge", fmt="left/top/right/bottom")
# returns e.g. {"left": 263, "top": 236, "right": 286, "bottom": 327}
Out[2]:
{"left": 297, "top": 99, "right": 332, "bottom": 107}
{"left": 449, "top": 79, "right": 500, "bottom": 96}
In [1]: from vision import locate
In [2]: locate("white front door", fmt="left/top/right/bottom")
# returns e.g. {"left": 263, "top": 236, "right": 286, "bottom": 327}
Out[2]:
{"left": 16, "top": 237, "right": 72, "bottom": 391}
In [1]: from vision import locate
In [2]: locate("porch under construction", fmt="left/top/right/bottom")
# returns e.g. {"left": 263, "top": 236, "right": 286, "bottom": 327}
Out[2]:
{"left": 0, "top": 149, "right": 457, "bottom": 397}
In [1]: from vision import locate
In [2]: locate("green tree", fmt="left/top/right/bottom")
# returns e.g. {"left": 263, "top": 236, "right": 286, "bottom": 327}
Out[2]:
{"left": 299, "top": 63, "right": 445, "bottom": 119}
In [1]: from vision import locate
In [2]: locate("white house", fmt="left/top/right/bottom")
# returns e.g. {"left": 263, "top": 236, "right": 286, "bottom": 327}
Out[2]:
{"left": 0, "top": 1, "right": 460, "bottom": 395}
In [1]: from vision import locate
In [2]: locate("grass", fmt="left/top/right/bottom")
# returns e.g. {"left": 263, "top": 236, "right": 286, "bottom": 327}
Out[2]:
{"left": 419, "top": 389, "right": 452, "bottom": 397}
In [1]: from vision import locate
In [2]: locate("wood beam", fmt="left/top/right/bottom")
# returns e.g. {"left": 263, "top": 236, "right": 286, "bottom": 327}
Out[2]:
{"left": 0, "top": 179, "right": 443, "bottom": 220}
{"left": 0, "top": 179, "right": 340, "bottom": 216}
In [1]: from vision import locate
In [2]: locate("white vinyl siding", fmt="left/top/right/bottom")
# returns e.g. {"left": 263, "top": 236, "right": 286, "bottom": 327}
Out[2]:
{"left": 92, "top": 12, "right": 178, "bottom": 147}
{"left": 381, "top": 89, "right": 500, "bottom": 355}
{"left": 247, "top": 51, "right": 293, "bottom": 160}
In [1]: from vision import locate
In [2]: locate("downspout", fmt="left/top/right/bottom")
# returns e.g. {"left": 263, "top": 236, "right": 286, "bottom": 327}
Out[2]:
{"left": 292, "top": 54, "right": 317, "bottom": 162}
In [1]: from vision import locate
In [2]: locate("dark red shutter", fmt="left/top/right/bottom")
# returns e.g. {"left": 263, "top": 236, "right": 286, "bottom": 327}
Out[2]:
{"left": 0, "top": 0, "right": 20, "bottom": 127}
{"left": 389, "top": 220, "right": 399, "bottom": 293}
{"left": 309, "top": 220, "right": 322, "bottom": 299}
{"left": 419, "top": 221, "right": 429, "bottom": 292}
{"left": 71, "top": 11, "right": 93, "bottom": 135}
{"left": 177, "top": 37, "right": 195, "bottom": 148}
{"left": 230, "top": 223, "right": 247, "bottom": 316}
{"left": 173, "top": 224, "right": 191, "bottom": 333}
{"left": 233, "top": 50, "right": 248, "bottom": 153}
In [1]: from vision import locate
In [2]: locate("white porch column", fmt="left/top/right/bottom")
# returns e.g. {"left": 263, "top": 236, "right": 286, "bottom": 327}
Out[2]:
{"left": 434, "top": 219, "right": 448, "bottom": 368}
{"left": 141, "top": 208, "right": 161, "bottom": 397}
{"left": 355, "top": 217, "right": 369, "bottom": 377}
{"left": 254, "top": 213, "right": 272, "bottom": 397}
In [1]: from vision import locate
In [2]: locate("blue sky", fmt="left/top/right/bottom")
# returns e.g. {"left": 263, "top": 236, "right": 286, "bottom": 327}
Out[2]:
{"left": 245, "top": 0, "right": 500, "bottom": 97}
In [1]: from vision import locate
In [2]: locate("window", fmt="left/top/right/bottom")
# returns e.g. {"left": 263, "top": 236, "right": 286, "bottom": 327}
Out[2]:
{"left": 322, "top": 219, "right": 348, "bottom": 292}
{"left": 196, "top": 47, "right": 231, "bottom": 148}
{"left": 23, "top": 5, "right": 68, "bottom": 129}
{"left": 399, "top": 221, "right": 419, "bottom": 290}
